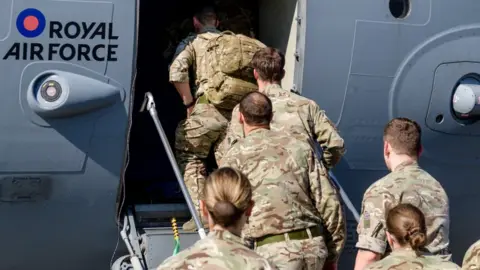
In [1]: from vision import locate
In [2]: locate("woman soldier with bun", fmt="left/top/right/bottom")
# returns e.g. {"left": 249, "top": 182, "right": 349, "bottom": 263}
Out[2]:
{"left": 365, "top": 203, "right": 460, "bottom": 270}
{"left": 157, "top": 167, "right": 277, "bottom": 270}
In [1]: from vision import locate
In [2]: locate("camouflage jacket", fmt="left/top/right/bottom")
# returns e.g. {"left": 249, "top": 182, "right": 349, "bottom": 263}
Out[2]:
{"left": 216, "top": 83, "right": 345, "bottom": 169}
{"left": 356, "top": 160, "right": 450, "bottom": 257}
{"left": 169, "top": 26, "right": 220, "bottom": 97}
{"left": 462, "top": 239, "right": 480, "bottom": 270}
{"left": 157, "top": 230, "right": 276, "bottom": 270}
{"left": 365, "top": 249, "right": 460, "bottom": 270}
{"left": 219, "top": 128, "right": 345, "bottom": 262}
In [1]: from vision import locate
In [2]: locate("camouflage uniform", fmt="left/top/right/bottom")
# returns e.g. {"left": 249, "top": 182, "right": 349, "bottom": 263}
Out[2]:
{"left": 220, "top": 128, "right": 346, "bottom": 269}
{"left": 356, "top": 160, "right": 451, "bottom": 261}
{"left": 157, "top": 230, "right": 277, "bottom": 270}
{"left": 462, "top": 240, "right": 480, "bottom": 270}
{"left": 364, "top": 249, "right": 460, "bottom": 270}
{"left": 170, "top": 26, "right": 232, "bottom": 230}
{"left": 216, "top": 83, "right": 345, "bottom": 169}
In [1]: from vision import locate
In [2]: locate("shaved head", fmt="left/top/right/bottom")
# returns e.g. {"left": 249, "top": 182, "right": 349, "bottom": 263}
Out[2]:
{"left": 239, "top": 92, "right": 273, "bottom": 126}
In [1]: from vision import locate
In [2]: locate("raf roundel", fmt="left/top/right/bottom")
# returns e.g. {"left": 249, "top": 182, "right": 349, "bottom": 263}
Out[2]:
{"left": 16, "top": 8, "right": 46, "bottom": 38}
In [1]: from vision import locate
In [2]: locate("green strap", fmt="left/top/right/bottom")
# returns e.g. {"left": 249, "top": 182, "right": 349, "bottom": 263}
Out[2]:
{"left": 255, "top": 226, "right": 323, "bottom": 248}
{"left": 196, "top": 94, "right": 210, "bottom": 105}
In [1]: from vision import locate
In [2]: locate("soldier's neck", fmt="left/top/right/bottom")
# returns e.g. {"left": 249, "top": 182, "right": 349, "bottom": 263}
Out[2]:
{"left": 244, "top": 125, "right": 269, "bottom": 136}
{"left": 212, "top": 224, "right": 242, "bottom": 237}
{"left": 389, "top": 154, "right": 416, "bottom": 171}
{"left": 258, "top": 80, "right": 281, "bottom": 91}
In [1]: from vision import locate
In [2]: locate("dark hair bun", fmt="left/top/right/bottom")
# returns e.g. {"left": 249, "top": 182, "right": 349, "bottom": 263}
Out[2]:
{"left": 211, "top": 201, "right": 242, "bottom": 227}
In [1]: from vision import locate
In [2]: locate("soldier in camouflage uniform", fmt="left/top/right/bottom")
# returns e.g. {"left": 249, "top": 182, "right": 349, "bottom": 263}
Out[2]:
{"left": 355, "top": 118, "right": 451, "bottom": 270}
{"left": 462, "top": 240, "right": 480, "bottom": 270}
{"left": 364, "top": 203, "right": 460, "bottom": 270}
{"left": 169, "top": 5, "right": 229, "bottom": 231}
{"left": 216, "top": 47, "right": 345, "bottom": 170}
{"left": 157, "top": 167, "right": 276, "bottom": 270}
{"left": 219, "top": 92, "right": 346, "bottom": 270}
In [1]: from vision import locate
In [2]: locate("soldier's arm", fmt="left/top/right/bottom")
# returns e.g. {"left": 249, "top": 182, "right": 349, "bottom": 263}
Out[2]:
{"left": 169, "top": 41, "right": 195, "bottom": 106}
{"left": 354, "top": 189, "right": 387, "bottom": 270}
{"left": 218, "top": 144, "right": 242, "bottom": 170}
{"left": 310, "top": 103, "right": 345, "bottom": 169}
{"left": 215, "top": 106, "right": 244, "bottom": 163}
{"left": 308, "top": 153, "right": 346, "bottom": 263}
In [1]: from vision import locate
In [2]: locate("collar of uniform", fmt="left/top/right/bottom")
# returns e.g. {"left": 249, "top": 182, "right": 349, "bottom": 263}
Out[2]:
{"left": 393, "top": 160, "right": 419, "bottom": 172}
{"left": 261, "top": 83, "right": 283, "bottom": 93}
{"left": 208, "top": 230, "right": 243, "bottom": 245}
{"left": 200, "top": 26, "right": 220, "bottom": 34}
{"left": 246, "top": 127, "right": 270, "bottom": 137}
{"left": 391, "top": 248, "right": 420, "bottom": 258}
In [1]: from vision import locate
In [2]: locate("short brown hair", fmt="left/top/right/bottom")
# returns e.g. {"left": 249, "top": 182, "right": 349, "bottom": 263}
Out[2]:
{"left": 239, "top": 91, "right": 273, "bottom": 126}
{"left": 204, "top": 167, "right": 252, "bottom": 227}
{"left": 383, "top": 117, "right": 421, "bottom": 156}
{"left": 386, "top": 203, "right": 427, "bottom": 251}
{"left": 250, "top": 47, "right": 285, "bottom": 82}
{"left": 194, "top": 6, "right": 217, "bottom": 25}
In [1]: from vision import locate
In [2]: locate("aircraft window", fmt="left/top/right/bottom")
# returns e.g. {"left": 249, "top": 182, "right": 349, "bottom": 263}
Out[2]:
{"left": 389, "top": 0, "right": 410, "bottom": 19}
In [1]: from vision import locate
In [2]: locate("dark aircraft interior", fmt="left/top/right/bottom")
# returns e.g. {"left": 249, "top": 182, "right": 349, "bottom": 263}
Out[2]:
{"left": 124, "top": 0, "right": 259, "bottom": 207}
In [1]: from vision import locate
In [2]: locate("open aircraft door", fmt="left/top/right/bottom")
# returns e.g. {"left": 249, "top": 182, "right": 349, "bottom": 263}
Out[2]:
{"left": 0, "top": 0, "right": 137, "bottom": 269}
{"left": 301, "top": 0, "right": 480, "bottom": 268}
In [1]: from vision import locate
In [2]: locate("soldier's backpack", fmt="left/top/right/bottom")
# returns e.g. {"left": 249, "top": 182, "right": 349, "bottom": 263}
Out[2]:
{"left": 200, "top": 31, "right": 266, "bottom": 110}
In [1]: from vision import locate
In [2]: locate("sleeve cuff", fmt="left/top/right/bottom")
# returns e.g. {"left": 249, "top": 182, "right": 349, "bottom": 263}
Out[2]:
{"left": 169, "top": 73, "right": 189, "bottom": 83}
{"left": 355, "top": 235, "right": 386, "bottom": 255}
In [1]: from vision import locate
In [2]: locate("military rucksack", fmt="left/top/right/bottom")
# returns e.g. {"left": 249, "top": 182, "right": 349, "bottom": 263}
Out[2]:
{"left": 200, "top": 31, "right": 265, "bottom": 110}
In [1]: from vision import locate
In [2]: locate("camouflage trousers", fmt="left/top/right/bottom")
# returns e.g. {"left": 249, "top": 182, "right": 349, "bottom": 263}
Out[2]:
{"left": 255, "top": 236, "right": 328, "bottom": 270}
{"left": 174, "top": 102, "right": 231, "bottom": 225}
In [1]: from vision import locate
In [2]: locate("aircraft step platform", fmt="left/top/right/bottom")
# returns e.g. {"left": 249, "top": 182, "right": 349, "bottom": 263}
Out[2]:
{"left": 112, "top": 204, "right": 201, "bottom": 270}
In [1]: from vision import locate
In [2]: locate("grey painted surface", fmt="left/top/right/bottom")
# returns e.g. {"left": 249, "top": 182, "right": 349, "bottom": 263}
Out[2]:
{"left": 302, "top": 0, "right": 480, "bottom": 268}
{"left": 0, "top": 0, "right": 136, "bottom": 269}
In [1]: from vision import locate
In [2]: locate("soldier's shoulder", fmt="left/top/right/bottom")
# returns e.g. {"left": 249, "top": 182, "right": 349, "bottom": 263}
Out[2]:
{"left": 174, "top": 33, "right": 197, "bottom": 50}
{"left": 283, "top": 92, "right": 323, "bottom": 116}
{"left": 363, "top": 173, "right": 391, "bottom": 196}
{"left": 424, "top": 257, "right": 461, "bottom": 270}
{"left": 156, "top": 243, "right": 199, "bottom": 269}
{"left": 412, "top": 166, "right": 443, "bottom": 186}
{"left": 223, "top": 138, "right": 244, "bottom": 156}
{"left": 463, "top": 239, "right": 480, "bottom": 267}
{"left": 268, "top": 129, "right": 303, "bottom": 142}
{"left": 466, "top": 239, "right": 480, "bottom": 254}
{"left": 396, "top": 164, "right": 446, "bottom": 191}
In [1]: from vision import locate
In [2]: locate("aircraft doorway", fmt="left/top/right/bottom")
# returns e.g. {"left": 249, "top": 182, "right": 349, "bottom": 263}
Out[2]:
{"left": 123, "top": 0, "right": 299, "bottom": 208}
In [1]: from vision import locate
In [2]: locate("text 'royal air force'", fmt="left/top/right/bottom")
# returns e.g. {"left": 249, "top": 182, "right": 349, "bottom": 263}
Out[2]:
{"left": 3, "top": 8, "right": 120, "bottom": 62}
